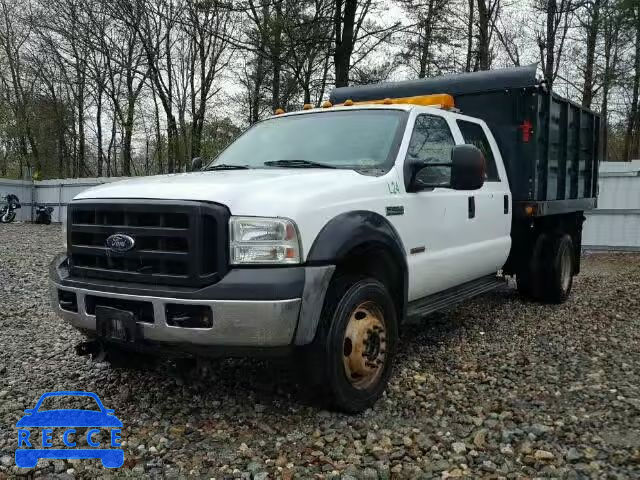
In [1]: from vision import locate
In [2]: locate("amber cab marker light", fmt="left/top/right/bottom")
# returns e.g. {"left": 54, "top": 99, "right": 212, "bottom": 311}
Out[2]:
{"left": 302, "top": 103, "right": 313, "bottom": 110}
{"left": 343, "top": 99, "right": 354, "bottom": 106}
{"left": 383, "top": 98, "right": 393, "bottom": 104}
{"left": 322, "top": 100, "right": 332, "bottom": 108}
{"left": 274, "top": 108, "right": 285, "bottom": 115}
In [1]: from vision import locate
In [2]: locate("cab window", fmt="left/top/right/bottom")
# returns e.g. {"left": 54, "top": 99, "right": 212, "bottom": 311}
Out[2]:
{"left": 456, "top": 120, "right": 500, "bottom": 181}
{"left": 406, "top": 114, "right": 455, "bottom": 187}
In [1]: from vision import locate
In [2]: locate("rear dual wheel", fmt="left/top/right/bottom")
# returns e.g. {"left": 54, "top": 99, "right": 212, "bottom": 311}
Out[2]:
{"left": 308, "top": 276, "right": 398, "bottom": 413}
{"left": 517, "top": 233, "right": 574, "bottom": 303}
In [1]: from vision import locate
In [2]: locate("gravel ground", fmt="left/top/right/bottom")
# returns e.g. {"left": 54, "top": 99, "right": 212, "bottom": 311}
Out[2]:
{"left": 0, "top": 222, "right": 639, "bottom": 479}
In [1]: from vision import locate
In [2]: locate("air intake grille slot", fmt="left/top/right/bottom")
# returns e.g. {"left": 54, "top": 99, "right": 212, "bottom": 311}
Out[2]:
{"left": 67, "top": 200, "right": 228, "bottom": 287}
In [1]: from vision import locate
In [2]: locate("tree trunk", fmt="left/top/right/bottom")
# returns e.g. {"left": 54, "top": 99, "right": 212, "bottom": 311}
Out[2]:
{"left": 581, "top": 0, "right": 601, "bottom": 108}
{"left": 77, "top": 75, "right": 86, "bottom": 176}
{"left": 96, "top": 87, "right": 104, "bottom": 177}
{"left": 544, "top": 0, "right": 557, "bottom": 87}
{"left": 107, "top": 113, "right": 117, "bottom": 177}
{"left": 334, "top": 0, "right": 357, "bottom": 87}
{"left": 623, "top": 14, "right": 640, "bottom": 162}
{"left": 272, "top": 1, "right": 283, "bottom": 109}
{"left": 167, "top": 116, "right": 179, "bottom": 173}
{"left": 316, "top": 50, "right": 331, "bottom": 106}
{"left": 465, "top": 0, "right": 474, "bottom": 72}
{"left": 476, "top": 0, "right": 491, "bottom": 71}
{"left": 418, "top": 3, "right": 435, "bottom": 79}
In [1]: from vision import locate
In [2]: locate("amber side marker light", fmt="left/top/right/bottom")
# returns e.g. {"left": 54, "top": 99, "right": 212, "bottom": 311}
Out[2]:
{"left": 524, "top": 205, "right": 537, "bottom": 216}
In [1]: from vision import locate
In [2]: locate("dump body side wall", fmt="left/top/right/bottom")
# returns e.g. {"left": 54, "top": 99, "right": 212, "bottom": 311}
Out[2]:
{"left": 452, "top": 87, "right": 601, "bottom": 207}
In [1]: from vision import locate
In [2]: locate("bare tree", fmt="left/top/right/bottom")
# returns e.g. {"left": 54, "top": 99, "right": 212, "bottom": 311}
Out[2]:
{"left": 536, "top": 0, "right": 577, "bottom": 88}
{"left": 579, "top": 0, "right": 602, "bottom": 108}
{"left": 185, "top": 0, "right": 234, "bottom": 158}
{"left": 332, "top": 1, "right": 400, "bottom": 87}
{"left": 476, "top": 0, "right": 500, "bottom": 70}
{"left": 398, "top": 0, "right": 450, "bottom": 78}
{"left": 623, "top": 0, "right": 639, "bottom": 161}
{"left": 0, "top": 0, "right": 40, "bottom": 173}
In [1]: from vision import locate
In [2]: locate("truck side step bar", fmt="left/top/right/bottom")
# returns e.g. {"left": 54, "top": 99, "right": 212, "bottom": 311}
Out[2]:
{"left": 406, "top": 275, "right": 506, "bottom": 323}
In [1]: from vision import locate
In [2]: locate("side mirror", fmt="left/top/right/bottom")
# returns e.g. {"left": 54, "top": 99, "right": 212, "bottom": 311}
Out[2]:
{"left": 406, "top": 145, "right": 485, "bottom": 192}
{"left": 450, "top": 144, "right": 485, "bottom": 190}
{"left": 191, "top": 157, "right": 203, "bottom": 171}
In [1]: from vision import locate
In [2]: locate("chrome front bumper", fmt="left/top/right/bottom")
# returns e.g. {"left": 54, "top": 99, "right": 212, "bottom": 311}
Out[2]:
{"left": 50, "top": 258, "right": 335, "bottom": 349}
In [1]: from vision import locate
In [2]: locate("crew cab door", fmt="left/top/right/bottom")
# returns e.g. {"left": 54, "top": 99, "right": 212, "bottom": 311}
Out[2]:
{"left": 455, "top": 118, "right": 512, "bottom": 281}
{"left": 396, "top": 111, "right": 511, "bottom": 301}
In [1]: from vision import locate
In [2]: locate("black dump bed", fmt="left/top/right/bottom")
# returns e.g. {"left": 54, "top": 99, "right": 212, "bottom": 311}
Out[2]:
{"left": 330, "top": 65, "right": 601, "bottom": 216}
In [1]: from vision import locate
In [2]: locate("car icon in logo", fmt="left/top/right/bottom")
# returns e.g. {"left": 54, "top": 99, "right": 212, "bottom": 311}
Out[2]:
{"left": 15, "top": 391, "right": 124, "bottom": 468}
{"left": 105, "top": 233, "right": 135, "bottom": 253}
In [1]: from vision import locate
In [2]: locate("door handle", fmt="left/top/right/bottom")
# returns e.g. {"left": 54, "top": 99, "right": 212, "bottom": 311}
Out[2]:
{"left": 468, "top": 196, "right": 475, "bottom": 219}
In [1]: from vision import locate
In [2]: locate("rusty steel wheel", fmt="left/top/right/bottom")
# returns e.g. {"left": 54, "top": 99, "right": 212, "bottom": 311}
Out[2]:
{"left": 304, "top": 275, "right": 398, "bottom": 413}
{"left": 342, "top": 301, "right": 387, "bottom": 389}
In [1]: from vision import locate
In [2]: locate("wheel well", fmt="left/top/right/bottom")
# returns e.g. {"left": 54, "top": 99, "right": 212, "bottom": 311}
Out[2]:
{"left": 333, "top": 243, "right": 406, "bottom": 322}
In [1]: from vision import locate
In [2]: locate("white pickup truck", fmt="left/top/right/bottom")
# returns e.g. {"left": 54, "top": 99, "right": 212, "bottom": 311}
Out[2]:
{"left": 50, "top": 65, "right": 600, "bottom": 412}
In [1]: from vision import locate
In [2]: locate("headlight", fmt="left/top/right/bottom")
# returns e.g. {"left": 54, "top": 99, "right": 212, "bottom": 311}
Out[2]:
{"left": 229, "top": 216, "right": 301, "bottom": 265}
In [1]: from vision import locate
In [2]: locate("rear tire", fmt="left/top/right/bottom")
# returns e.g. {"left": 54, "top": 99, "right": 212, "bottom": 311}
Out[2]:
{"left": 307, "top": 276, "right": 398, "bottom": 413}
{"left": 517, "top": 233, "right": 574, "bottom": 303}
{"left": 538, "top": 234, "right": 574, "bottom": 303}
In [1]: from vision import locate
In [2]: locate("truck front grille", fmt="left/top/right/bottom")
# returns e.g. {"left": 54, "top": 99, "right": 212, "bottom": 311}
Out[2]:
{"left": 67, "top": 200, "right": 229, "bottom": 287}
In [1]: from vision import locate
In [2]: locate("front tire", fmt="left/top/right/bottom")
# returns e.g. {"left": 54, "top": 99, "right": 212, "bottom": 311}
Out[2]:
{"left": 1, "top": 211, "right": 15, "bottom": 223}
{"left": 310, "top": 276, "right": 398, "bottom": 413}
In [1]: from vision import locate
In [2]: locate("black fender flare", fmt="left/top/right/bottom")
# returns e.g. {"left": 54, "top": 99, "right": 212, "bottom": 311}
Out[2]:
{"left": 306, "top": 210, "right": 408, "bottom": 320}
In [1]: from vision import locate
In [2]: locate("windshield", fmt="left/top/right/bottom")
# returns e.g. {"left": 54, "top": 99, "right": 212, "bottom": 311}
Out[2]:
{"left": 206, "top": 109, "right": 407, "bottom": 172}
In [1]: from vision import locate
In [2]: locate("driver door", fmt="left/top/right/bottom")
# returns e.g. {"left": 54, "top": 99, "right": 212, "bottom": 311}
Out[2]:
{"left": 399, "top": 113, "right": 471, "bottom": 300}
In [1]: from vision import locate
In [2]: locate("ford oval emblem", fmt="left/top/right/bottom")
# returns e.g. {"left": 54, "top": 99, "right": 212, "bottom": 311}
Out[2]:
{"left": 105, "top": 233, "right": 135, "bottom": 253}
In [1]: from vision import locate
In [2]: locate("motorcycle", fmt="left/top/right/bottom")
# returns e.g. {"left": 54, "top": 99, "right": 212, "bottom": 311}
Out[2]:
{"left": 35, "top": 205, "right": 54, "bottom": 225}
{"left": 0, "top": 194, "right": 21, "bottom": 223}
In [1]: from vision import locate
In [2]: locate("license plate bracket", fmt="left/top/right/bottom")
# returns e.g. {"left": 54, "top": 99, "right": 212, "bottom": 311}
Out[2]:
{"left": 95, "top": 305, "right": 140, "bottom": 343}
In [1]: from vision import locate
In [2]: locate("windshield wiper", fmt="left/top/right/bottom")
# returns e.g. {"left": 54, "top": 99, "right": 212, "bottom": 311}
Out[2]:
{"left": 264, "top": 159, "right": 337, "bottom": 169}
{"left": 206, "top": 164, "right": 250, "bottom": 171}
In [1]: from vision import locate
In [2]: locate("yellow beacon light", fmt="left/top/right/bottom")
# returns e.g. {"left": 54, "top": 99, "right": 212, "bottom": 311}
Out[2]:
{"left": 338, "top": 93, "right": 455, "bottom": 110}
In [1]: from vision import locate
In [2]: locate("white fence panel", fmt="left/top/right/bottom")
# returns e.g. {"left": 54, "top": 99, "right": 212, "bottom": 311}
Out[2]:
{"left": 33, "top": 177, "right": 127, "bottom": 223}
{"left": 1, "top": 177, "right": 128, "bottom": 223}
{"left": 0, "top": 179, "right": 34, "bottom": 222}
{"left": 583, "top": 161, "right": 640, "bottom": 251}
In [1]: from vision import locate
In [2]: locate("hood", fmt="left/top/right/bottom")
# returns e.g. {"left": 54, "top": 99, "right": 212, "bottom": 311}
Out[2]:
{"left": 74, "top": 169, "right": 384, "bottom": 217}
